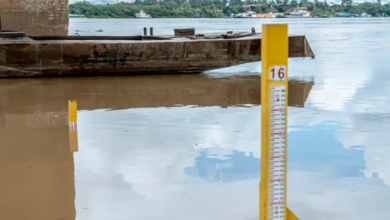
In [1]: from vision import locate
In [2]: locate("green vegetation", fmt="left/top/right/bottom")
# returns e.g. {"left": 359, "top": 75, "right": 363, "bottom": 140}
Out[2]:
{"left": 69, "top": 0, "right": 390, "bottom": 18}
{"left": 300, "top": 0, "right": 390, "bottom": 17}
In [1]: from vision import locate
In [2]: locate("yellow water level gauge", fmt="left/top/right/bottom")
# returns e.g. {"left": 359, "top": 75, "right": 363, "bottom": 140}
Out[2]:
{"left": 68, "top": 100, "right": 78, "bottom": 152}
{"left": 260, "top": 24, "right": 299, "bottom": 220}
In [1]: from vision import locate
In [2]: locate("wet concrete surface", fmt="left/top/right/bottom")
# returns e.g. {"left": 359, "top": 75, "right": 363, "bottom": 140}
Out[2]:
{"left": 0, "top": 0, "right": 68, "bottom": 36}
{"left": 1, "top": 18, "right": 390, "bottom": 220}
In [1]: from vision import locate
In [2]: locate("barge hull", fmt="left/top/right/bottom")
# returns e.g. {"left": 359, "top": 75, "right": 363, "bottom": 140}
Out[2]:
{"left": 0, "top": 35, "right": 314, "bottom": 77}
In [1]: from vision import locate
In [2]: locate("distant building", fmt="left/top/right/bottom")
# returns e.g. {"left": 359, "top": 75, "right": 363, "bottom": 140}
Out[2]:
{"left": 335, "top": 13, "right": 360, "bottom": 17}
{"left": 135, "top": 10, "right": 152, "bottom": 18}
{"left": 235, "top": 11, "right": 257, "bottom": 18}
{"left": 194, "top": 12, "right": 203, "bottom": 18}
{"left": 361, "top": 12, "right": 372, "bottom": 17}
{"left": 284, "top": 7, "right": 311, "bottom": 18}
{"left": 257, "top": 13, "right": 276, "bottom": 18}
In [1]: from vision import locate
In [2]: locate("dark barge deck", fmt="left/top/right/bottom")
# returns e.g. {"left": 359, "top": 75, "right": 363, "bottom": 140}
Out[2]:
{"left": 0, "top": 32, "right": 314, "bottom": 77}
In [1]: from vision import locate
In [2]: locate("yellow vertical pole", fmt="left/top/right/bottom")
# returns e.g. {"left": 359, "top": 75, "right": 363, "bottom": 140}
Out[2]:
{"left": 260, "top": 24, "right": 299, "bottom": 220}
{"left": 68, "top": 100, "right": 78, "bottom": 152}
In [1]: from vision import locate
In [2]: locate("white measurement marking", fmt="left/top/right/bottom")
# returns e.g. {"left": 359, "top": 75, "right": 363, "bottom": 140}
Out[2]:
{"left": 268, "top": 86, "right": 286, "bottom": 220}
{"left": 70, "top": 122, "right": 77, "bottom": 131}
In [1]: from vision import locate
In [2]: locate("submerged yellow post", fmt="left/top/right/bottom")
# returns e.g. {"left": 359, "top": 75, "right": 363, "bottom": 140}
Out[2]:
{"left": 260, "top": 24, "right": 299, "bottom": 220}
{"left": 68, "top": 100, "right": 78, "bottom": 152}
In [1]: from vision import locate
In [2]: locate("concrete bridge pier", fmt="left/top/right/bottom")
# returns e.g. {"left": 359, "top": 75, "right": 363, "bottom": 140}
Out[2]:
{"left": 0, "top": 0, "right": 69, "bottom": 36}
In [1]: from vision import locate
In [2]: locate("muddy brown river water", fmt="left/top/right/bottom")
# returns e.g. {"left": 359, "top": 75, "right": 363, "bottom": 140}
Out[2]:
{"left": 1, "top": 18, "right": 390, "bottom": 220}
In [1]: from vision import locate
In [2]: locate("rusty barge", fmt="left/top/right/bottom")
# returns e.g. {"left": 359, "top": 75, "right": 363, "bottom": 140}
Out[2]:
{"left": 0, "top": 13, "right": 314, "bottom": 78}
{"left": 0, "top": 32, "right": 314, "bottom": 77}
{"left": 0, "top": 0, "right": 315, "bottom": 78}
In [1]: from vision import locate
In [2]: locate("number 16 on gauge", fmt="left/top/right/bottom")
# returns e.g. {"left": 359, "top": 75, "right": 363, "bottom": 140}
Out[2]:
{"left": 269, "top": 66, "right": 286, "bottom": 81}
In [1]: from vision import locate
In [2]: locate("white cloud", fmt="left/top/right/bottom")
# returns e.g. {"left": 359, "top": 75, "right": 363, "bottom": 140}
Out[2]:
{"left": 73, "top": 105, "right": 390, "bottom": 219}
{"left": 288, "top": 170, "right": 390, "bottom": 220}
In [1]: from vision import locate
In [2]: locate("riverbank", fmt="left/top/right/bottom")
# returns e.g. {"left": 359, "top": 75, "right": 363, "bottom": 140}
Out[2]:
{"left": 69, "top": 1, "right": 390, "bottom": 19}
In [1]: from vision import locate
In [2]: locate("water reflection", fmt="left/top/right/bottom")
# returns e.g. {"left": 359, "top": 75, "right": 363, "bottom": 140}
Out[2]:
{"left": 0, "top": 75, "right": 313, "bottom": 113}
{"left": 0, "top": 114, "right": 75, "bottom": 220}
{"left": 0, "top": 112, "right": 4, "bottom": 127}
{"left": 0, "top": 75, "right": 312, "bottom": 220}
{"left": 335, "top": 114, "right": 390, "bottom": 186}
{"left": 74, "top": 102, "right": 272, "bottom": 220}
{"left": 185, "top": 150, "right": 260, "bottom": 182}
{"left": 286, "top": 112, "right": 390, "bottom": 220}
{"left": 1, "top": 17, "right": 390, "bottom": 220}
{"left": 1, "top": 71, "right": 390, "bottom": 219}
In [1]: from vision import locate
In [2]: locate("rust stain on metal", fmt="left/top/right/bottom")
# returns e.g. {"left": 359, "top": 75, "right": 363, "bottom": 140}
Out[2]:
{"left": 0, "top": 33, "right": 315, "bottom": 77}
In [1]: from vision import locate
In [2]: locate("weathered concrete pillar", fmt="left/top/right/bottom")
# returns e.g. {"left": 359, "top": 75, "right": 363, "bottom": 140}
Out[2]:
{"left": 0, "top": 0, "right": 69, "bottom": 36}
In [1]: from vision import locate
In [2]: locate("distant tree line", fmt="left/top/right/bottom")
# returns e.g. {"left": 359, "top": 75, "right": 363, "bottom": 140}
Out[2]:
{"left": 69, "top": 0, "right": 390, "bottom": 18}
{"left": 299, "top": 0, "right": 390, "bottom": 17}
